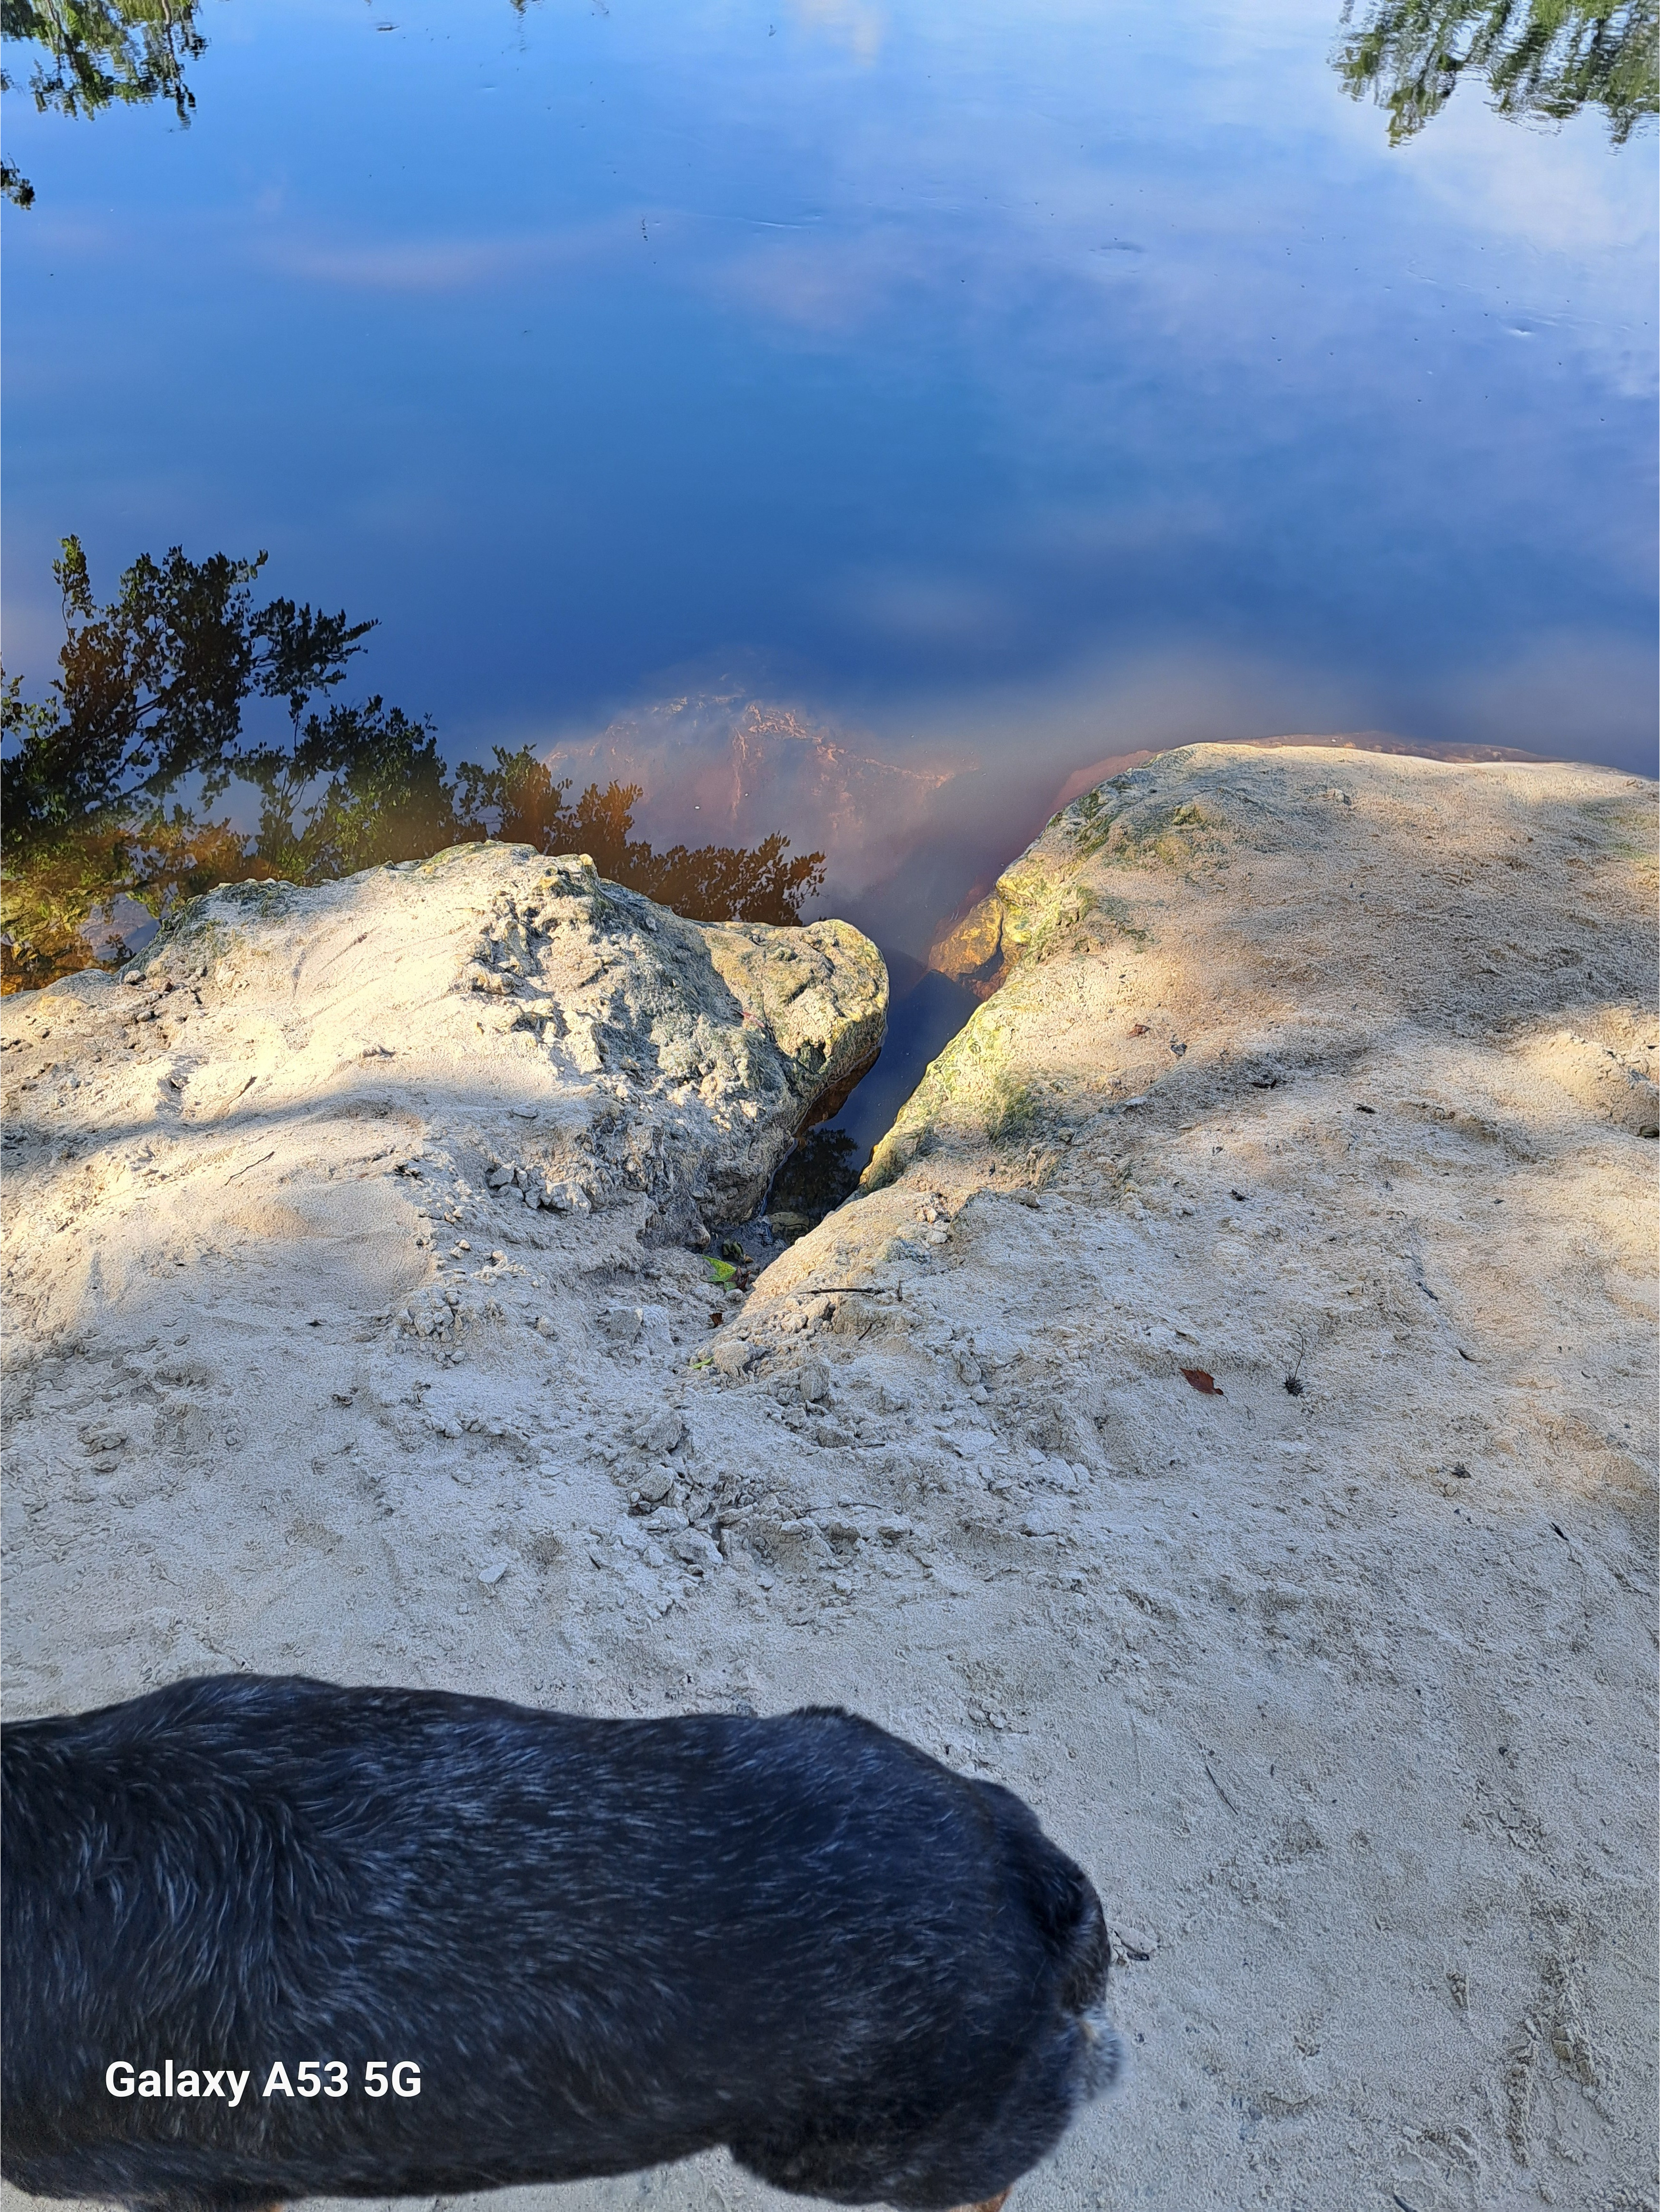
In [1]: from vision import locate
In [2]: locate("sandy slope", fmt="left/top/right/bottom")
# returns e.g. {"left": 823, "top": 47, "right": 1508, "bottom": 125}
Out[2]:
{"left": 3, "top": 746, "right": 1656, "bottom": 2212}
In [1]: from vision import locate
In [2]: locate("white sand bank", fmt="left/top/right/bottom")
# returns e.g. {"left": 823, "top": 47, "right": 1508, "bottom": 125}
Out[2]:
{"left": 3, "top": 746, "right": 1655, "bottom": 2212}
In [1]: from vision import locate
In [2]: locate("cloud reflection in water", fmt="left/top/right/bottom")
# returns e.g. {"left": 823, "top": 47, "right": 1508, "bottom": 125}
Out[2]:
{"left": 1, "top": 0, "right": 1653, "bottom": 973}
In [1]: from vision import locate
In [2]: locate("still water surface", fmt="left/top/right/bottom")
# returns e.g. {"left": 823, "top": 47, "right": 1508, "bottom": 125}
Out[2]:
{"left": 3, "top": 0, "right": 1655, "bottom": 1181}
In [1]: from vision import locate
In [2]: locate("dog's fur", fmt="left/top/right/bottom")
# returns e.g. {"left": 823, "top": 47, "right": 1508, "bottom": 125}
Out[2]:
{"left": 1, "top": 1675, "right": 1120, "bottom": 2212}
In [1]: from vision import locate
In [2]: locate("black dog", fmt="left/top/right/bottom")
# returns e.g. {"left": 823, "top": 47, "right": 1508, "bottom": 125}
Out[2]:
{"left": 2, "top": 1674, "right": 1120, "bottom": 2212}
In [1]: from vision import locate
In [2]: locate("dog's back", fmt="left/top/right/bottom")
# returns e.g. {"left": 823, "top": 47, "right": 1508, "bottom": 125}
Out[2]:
{"left": 2, "top": 1674, "right": 1118, "bottom": 2212}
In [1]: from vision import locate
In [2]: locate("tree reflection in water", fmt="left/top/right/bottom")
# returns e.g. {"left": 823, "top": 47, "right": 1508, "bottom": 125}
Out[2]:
{"left": 1335, "top": 0, "right": 1657, "bottom": 144}
{"left": 0, "top": 538, "right": 824, "bottom": 992}
{"left": 1, "top": 0, "right": 208, "bottom": 206}
{"left": 3, "top": 0, "right": 1652, "bottom": 209}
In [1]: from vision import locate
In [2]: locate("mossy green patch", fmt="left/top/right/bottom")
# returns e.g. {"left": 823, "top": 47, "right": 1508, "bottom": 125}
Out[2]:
{"left": 983, "top": 1074, "right": 1044, "bottom": 1143}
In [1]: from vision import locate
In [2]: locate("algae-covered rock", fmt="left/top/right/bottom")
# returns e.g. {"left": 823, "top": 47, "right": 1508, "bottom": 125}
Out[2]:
{"left": 869, "top": 742, "right": 1656, "bottom": 1188}
{"left": 924, "top": 780, "right": 1172, "bottom": 998}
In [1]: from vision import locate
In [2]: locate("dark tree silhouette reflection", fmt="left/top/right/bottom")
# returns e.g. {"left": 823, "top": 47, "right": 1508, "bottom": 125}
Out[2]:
{"left": 1, "top": 539, "right": 824, "bottom": 991}
{"left": 1336, "top": 0, "right": 1658, "bottom": 144}
{"left": 453, "top": 749, "right": 826, "bottom": 929}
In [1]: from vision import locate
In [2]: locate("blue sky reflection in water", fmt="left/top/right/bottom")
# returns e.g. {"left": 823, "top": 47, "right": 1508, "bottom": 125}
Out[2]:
{"left": 3, "top": 0, "right": 1655, "bottom": 977}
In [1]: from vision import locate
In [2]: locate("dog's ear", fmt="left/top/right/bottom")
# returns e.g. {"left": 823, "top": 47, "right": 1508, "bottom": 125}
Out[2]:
{"left": 971, "top": 1779, "right": 1108, "bottom": 2003}
{"left": 1017, "top": 1843, "right": 1110, "bottom": 2017}
{"left": 1020, "top": 1843, "right": 1095, "bottom": 1950}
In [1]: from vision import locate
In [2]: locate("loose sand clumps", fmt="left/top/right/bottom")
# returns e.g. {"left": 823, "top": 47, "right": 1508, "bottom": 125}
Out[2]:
{"left": 2, "top": 753, "right": 1655, "bottom": 2212}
